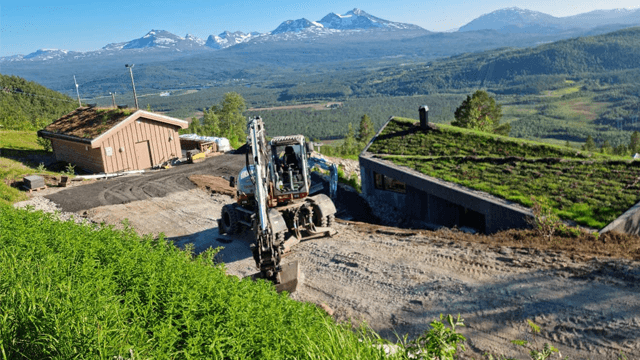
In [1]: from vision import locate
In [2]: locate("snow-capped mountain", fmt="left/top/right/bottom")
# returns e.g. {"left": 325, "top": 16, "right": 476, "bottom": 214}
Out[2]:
{"left": 185, "top": 34, "right": 206, "bottom": 46}
{"left": 205, "top": 31, "right": 262, "bottom": 49}
{"left": 271, "top": 19, "right": 324, "bottom": 35}
{"left": 459, "top": 7, "right": 561, "bottom": 33}
{"left": 318, "top": 8, "right": 423, "bottom": 30}
{"left": 110, "top": 30, "right": 205, "bottom": 50}
{"left": 4, "top": 7, "right": 640, "bottom": 63}
{"left": 459, "top": 7, "right": 640, "bottom": 33}
{"left": 253, "top": 8, "right": 426, "bottom": 44}
{"left": 0, "top": 48, "right": 83, "bottom": 62}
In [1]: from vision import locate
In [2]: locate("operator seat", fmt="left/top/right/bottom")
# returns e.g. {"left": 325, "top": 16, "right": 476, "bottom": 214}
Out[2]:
{"left": 283, "top": 146, "right": 298, "bottom": 169}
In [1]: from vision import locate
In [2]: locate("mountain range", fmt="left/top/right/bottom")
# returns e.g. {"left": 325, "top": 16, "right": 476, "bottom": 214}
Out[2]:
{"left": 4, "top": 7, "right": 640, "bottom": 63}
{"left": 460, "top": 7, "right": 640, "bottom": 33}
{"left": 1, "top": 8, "right": 424, "bottom": 62}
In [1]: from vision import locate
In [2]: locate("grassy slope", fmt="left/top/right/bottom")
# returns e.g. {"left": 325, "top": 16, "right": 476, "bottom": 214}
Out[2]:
{"left": 0, "top": 74, "right": 77, "bottom": 130}
{"left": 0, "top": 130, "right": 68, "bottom": 205}
{"left": 369, "top": 118, "right": 636, "bottom": 228}
{"left": 0, "top": 205, "right": 399, "bottom": 359}
{"left": 368, "top": 117, "right": 613, "bottom": 159}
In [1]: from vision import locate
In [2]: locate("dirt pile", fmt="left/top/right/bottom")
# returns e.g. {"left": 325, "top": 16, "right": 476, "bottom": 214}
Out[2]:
{"left": 188, "top": 175, "right": 236, "bottom": 198}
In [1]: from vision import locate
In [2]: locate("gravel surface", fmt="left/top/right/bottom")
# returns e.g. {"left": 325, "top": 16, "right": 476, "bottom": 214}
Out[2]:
{"left": 14, "top": 195, "right": 94, "bottom": 225}
{"left": 45, "top": 153, "right": 246, "bottom": 213}
{"left": 223, "top": 223, "right": 640, "bottom": 360}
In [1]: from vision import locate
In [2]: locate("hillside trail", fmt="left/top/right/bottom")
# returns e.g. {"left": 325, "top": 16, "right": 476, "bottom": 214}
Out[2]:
{"left": 14, "top": 153, "right": 640, "bottom": 359}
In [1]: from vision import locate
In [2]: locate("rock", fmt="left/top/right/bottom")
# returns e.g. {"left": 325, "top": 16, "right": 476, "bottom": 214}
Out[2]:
{"left": 499, "top": 246, "right": 513, "bottom": 255}
{"left": 318, "top": 302, "right": 334, "bottom": 316}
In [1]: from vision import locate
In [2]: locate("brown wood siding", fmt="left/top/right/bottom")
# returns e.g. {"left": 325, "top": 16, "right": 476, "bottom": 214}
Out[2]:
{"left": 99, "top": 117, "right": 181, "bottom": 172}
{"left": 51, "top": 138, "right": 104, "bottom": 173}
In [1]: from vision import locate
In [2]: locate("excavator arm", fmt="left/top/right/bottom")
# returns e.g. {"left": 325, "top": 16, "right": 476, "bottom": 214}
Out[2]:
{"left": 246, "top": 118, "right": 283, "bottom": 282}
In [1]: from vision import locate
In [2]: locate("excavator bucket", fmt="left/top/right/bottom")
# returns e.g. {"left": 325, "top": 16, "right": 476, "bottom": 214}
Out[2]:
{"left": 275, "top": 260, "right": 300, "bottom": 293}
{"left": 251, "top": 260, "right": 300, "bottom": 293}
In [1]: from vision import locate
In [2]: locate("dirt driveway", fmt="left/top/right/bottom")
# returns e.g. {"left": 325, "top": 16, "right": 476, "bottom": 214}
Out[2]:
{"left": 45, "top": 153, "right": 245, "bottom": 213}
{"left": 29, "top": 154, "right": 640, "bottom": 359}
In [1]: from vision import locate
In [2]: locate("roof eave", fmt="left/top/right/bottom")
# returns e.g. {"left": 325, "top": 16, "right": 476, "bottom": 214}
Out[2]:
{"left": 37, "top": 130, "right": 93, "bottom": 144}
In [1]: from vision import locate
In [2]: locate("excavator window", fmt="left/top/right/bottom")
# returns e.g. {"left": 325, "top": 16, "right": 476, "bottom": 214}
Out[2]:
{"left": 283, "top": 146, "right": 298, "bottom": 169}
{"left": 273, "top": 144, "right": 305, "bottom": 192}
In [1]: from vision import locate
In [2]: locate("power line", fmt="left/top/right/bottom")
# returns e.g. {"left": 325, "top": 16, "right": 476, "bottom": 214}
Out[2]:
{"left": 1, "top": 88, "right": 77, "bottom": 103}
{"left": 3, "top": 82, "right": 219, "bottom": 106}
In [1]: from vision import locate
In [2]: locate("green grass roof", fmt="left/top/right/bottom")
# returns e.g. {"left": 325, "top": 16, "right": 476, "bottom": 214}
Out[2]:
{"left": 366, "top": 117, "right": 640, "bottom": 229}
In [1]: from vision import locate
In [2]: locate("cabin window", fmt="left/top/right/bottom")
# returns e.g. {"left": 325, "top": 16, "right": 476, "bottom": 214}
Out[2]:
{"left": 374, "top": 172, "right": 406, "bottom": 193}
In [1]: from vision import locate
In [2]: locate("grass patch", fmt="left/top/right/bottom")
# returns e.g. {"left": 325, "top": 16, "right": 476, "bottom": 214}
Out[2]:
{"left": 0, "top": 205, "right": 400, "bottom": 359}
{"left": 368, "top": 118, "right": 638, "bottom": 228}
{"left": 0, "top": 130, "right": 42, "bottom": 150}
{"left": 0, "top": 130, "right": 72, "bottom": 205}
{"left": 550, "top": 86, "right": 580, "bottom": 97}
{"left": 368, "top": 118, "right": 613, "bottom": 160}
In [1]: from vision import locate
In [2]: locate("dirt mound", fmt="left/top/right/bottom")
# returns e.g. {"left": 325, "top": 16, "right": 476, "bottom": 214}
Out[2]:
{"left": 188, "top": 175, "right": 236, "bottom": 198}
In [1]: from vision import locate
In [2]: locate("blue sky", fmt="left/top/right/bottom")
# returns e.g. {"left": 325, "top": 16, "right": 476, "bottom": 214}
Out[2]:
{"left": 1, "top": 0, "right": 639, "bottom": 57}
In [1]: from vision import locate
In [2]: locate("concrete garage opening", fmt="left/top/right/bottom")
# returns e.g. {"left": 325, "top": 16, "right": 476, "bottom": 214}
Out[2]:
{"left": 459, "top": 207, "right": 486, "bottom": 233}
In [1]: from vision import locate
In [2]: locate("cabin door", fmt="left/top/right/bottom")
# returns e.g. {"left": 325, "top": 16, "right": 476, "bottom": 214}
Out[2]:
{"left": 135, "top": 141, "right": 152, "bottom": 169}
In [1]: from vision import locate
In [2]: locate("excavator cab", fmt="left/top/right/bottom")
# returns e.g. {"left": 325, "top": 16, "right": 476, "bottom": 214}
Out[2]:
{"left": 269, "top": 136, "right": 311, "bottom": 201}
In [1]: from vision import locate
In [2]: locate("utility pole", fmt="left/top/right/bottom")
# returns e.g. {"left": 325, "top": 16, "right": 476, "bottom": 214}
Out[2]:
{"left": 110, "top": 92, "right": 116, "bottom": 108}
{"left": 125, "top": 64, "right": 139, "bottom": 109}
{"left": 73, "top": 75, "right": 81, "bottom": 107}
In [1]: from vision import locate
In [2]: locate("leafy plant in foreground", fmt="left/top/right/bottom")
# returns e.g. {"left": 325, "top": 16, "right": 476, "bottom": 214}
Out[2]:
{"left": 485, "top": 320, "right": 567, "bottom": 360}
{"left": 401, "top": 314, "right": 466, "bottom": 360}
{"left": 527, "top": 197, "right": 561, "bottom": 241}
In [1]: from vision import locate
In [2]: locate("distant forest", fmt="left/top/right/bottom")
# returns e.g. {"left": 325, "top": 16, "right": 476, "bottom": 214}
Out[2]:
{"left": 245, "top": 95, "right": 465, "bottom": 140}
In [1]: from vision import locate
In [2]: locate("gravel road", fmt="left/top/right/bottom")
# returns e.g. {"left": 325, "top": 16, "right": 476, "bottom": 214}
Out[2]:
{"left": 15, "top": 153, "right": 640, "bottom": 359}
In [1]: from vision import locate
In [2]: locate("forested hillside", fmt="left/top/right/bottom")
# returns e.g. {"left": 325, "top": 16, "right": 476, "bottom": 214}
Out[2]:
{"left": 245, "top": 95, "right": 465, "bottom": 139}
{"left": 349, "top": 27, "right": 640, "bottom": 97}
{"left": 0, "top": 74, "right": 78, "bottom": 130}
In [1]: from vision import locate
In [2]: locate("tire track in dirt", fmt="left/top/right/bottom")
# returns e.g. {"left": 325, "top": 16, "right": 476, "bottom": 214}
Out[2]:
{"left": 282, "top": 224, "right": 640, "bottom": 359}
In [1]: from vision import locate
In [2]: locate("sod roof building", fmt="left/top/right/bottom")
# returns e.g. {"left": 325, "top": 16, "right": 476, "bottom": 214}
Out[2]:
{"left": 360, "top": 112, "right": 640, "bottom": 235}
{"left": 38, "top": 107, "right": 188, "bottom": 173}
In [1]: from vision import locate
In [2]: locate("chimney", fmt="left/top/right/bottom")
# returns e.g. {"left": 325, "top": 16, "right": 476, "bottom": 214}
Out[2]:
{"left": 419, "top": 105, "right": 429, "bottom": 129}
